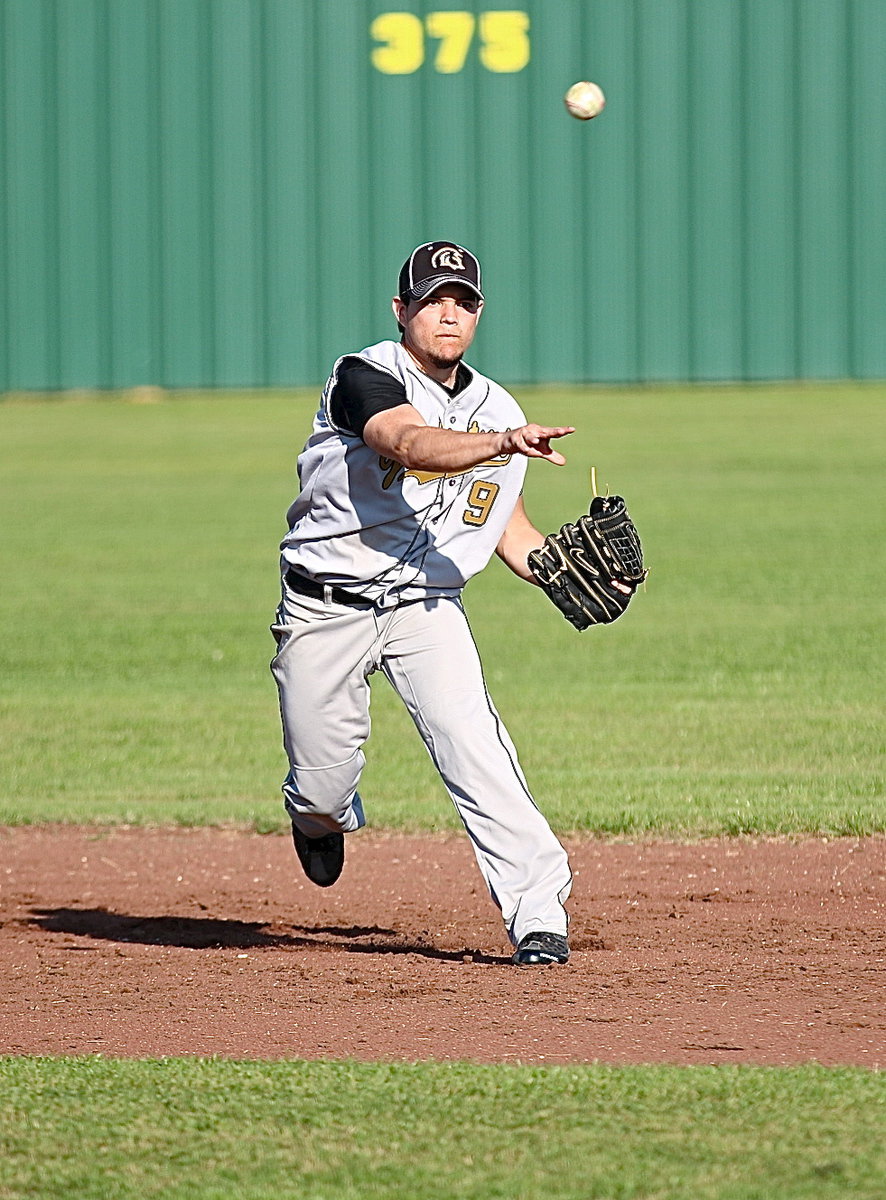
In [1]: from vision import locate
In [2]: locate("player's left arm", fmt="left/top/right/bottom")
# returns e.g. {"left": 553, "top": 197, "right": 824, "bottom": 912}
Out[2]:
{"left": 495, "top": 497, "right": 545, "bottom": 583}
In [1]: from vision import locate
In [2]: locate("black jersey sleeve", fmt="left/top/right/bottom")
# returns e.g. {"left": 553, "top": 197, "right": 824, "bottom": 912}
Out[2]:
{"left": 329, "top": 356, "right": 409, "bottom": 437}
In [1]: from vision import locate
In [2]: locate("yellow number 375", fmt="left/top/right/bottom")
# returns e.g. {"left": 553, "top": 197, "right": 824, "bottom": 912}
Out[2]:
{"left": 371, "top": 11, "right": 530, "bottom": 75}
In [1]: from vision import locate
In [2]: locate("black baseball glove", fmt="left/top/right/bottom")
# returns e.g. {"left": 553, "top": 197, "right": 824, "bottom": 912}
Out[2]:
{"left": 527, "top": 494, "right": 648, "bottom": 630}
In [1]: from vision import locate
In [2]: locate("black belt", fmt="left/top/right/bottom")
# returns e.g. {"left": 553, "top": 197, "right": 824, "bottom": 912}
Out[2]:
{"left": 285, "top": 568, "right": 373, "bottom": 608}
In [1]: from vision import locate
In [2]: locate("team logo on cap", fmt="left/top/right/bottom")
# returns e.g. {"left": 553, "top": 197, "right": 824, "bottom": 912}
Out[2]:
{"left": 430, "top": 246, "right": 467, "bottom": 272}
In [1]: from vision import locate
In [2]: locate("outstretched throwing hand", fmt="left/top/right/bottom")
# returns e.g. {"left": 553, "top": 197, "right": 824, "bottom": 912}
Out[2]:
{"left": 501, "top": 424, "right": 575, "bottom": 465}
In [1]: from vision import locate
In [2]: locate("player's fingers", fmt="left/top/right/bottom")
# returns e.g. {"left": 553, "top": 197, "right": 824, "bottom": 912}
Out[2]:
{"left": 527, "top": 440, "right": 567, "bottom": 465}
{"left": 526, "top": 425, "right": 574, "bottom": 441}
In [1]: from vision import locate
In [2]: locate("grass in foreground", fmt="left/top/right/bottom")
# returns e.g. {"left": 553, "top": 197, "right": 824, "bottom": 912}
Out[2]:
{"left": 1, "top": 1058, "right": 884, "bottom": 1200}
{"left": 0, "top": 385, "right": 883, "bottom": 835}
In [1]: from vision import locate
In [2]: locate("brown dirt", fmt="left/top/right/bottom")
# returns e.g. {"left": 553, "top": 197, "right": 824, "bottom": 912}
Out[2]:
{"left": 1, "top": 826, "right": 883, "bottom": 1066}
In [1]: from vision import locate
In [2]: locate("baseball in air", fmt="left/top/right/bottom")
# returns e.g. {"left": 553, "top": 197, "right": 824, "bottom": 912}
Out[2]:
{"left": 564, "top": 80, "right": 606, "bottom": 120}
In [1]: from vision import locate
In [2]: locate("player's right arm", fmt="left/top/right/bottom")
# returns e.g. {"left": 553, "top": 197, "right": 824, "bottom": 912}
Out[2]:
{"left": 333, "top": 356, "right": 573, "bottom": 470}
{"left": 364, "top": 408, "right": 574, "bottom": 471}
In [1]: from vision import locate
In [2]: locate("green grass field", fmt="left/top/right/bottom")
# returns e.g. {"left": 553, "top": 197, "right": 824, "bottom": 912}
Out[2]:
{"left": 1, "top": 1058, "right": 884, "bottom": 1200}
{"left": 1, "top": 384, "right": 882, "bottom": 833}
{"left": 2, "top": 385, "right": 884, "bottom": 1200}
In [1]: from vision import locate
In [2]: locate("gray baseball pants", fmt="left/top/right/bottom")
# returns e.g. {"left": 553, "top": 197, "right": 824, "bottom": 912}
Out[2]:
{"left": 270, "top": 584, "right": 571, "bottom": 946}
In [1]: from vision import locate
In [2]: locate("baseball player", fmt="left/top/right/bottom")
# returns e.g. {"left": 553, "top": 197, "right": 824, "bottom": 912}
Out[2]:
{"left": 271, "top": 241, "right": 575, "bottom": 966}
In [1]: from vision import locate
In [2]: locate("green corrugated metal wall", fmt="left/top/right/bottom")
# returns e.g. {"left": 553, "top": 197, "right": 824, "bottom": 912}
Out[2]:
{"left": 1, "top": 0, "right": 883, "bottom": 389}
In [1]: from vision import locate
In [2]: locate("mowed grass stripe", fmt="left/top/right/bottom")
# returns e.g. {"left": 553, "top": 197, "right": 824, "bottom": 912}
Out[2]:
{"left": 1, "top": 1058, "right": 884, "bottom": 1200}
{"left": 0, "top": 385, "right": 883, "bottom": 834}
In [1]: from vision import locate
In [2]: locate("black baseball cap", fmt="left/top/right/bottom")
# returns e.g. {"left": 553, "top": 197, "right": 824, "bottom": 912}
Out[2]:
{"left": 398, "top": 241, "right": 484, "bottom": 303}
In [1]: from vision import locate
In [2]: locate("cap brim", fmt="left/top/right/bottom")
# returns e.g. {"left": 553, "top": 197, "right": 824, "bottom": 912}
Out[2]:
{"left": 403, "top": 274, "right": 484, "bottom": 302}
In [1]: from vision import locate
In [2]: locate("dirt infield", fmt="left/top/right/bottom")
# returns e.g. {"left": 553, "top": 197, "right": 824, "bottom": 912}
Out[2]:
{"left": 2, "top": 826, "right": 883, "bottom": 1067}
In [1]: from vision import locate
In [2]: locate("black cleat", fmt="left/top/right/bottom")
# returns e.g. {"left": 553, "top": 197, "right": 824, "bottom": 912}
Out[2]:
{"left": 512, "top": 931, "right": 570, "bottom": 966}
{"left": 291, "top": 823, "right": 344, "bottom": 888}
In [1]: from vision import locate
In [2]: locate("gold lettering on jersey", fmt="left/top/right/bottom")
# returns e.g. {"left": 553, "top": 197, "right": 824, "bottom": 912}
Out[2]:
{"left": 379, "top": 422, "right": 511, "bottom": 489}
{"left": 463, "top": 479, "right": 500, "bottom": 526}
{"left": 379, "top": 457, "right": 402, "bottom": 490}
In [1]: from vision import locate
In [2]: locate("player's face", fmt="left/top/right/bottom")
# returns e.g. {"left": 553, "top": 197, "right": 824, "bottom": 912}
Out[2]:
{"left": 393, "top": 284, "right": 483, "bottom": 375}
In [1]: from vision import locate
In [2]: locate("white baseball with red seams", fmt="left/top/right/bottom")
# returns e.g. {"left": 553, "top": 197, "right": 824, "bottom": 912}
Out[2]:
{"left": 564, "top": 80, "right": 606, "bottom": 120}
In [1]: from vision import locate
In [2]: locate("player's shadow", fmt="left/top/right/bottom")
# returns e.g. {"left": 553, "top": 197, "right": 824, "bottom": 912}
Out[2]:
{"left": 28, "top": 907, "right": 501, "bottom": 963}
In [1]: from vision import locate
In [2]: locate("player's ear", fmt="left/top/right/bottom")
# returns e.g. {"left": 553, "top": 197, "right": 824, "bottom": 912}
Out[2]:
{"left": 392, "top": 296, "right": 407, "bottom": 326}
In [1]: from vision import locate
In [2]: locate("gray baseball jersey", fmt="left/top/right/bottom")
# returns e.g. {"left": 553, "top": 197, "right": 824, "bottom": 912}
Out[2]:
{"left": 280, "top": 339, "right": 528, "bottom": 605}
